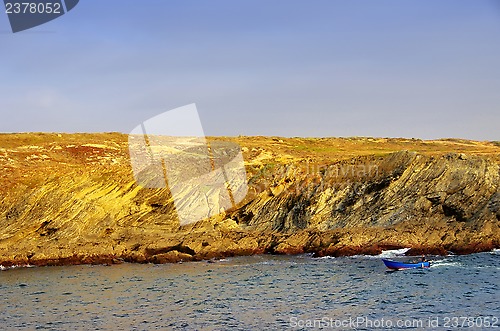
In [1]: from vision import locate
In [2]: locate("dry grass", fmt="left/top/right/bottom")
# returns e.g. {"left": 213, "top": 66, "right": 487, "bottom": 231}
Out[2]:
{"left": 210, "top": 136, "right": 500, "bottom": 166}
{"left": 1, "top": 133, "right": 498, "bottom": 177}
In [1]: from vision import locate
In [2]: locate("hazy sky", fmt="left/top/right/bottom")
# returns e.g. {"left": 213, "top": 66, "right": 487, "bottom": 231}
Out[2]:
{"left": 1, "top": 0, "right": 499, "bottom": 140}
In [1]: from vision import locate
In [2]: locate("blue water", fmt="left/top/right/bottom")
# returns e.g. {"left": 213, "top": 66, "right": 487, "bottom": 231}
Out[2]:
{"left": 0, "top": 250, "right": 498, "bottom": 330}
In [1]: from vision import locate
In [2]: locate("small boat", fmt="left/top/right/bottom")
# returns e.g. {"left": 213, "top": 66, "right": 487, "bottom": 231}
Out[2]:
{"left": 382, "top": 258, "right": 430, "bottom": 270}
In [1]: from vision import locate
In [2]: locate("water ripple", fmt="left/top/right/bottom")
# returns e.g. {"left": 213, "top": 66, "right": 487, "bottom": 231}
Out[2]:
{"left": 0, "top": 253, "right": 498, "bottom": 330}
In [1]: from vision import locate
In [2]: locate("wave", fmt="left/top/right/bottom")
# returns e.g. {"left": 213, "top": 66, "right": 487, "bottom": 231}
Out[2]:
{"left": 314, "top": 256, "right": 336, "bottom": 260}
{"left": 430, "top": 260, "right": 462, "bottom": 268}
{"left": 0, "top": 264, "right": 35, "bottom": 271}
{"left": 377, "top": 248, "right": 411, "bottom": 258}
{"left": 343, "top": 248, "right": 411, "bottom": 259}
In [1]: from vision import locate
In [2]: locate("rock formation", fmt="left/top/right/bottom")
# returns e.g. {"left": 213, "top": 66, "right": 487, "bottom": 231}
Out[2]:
{"left": 0, "top": 133, "right": 498, "bottom": 266}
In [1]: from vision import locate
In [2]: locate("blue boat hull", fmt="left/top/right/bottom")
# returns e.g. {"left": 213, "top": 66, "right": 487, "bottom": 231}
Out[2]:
{"left": 382, "top": 258, "right": 430, "bottom": 270}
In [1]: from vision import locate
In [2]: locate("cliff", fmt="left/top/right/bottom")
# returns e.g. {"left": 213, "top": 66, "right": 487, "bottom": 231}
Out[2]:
{"left": 0, "top": 133, "right": 499, "bottom": 267}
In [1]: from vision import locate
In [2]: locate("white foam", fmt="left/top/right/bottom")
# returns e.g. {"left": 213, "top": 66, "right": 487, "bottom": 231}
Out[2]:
{"left": 346, "top": 248, "right": 410, "bottom": 259}
{"left": 314, "top": 256, "right": 335, "bottom": 260}
{"left": 377, "top": 248, "right": 411, "bottom": 258}
{"left": 431, "top": 260, "right": 462, "bottom": 268}
{"left": 0, "top": 264, "right": 35, "bottom": 271}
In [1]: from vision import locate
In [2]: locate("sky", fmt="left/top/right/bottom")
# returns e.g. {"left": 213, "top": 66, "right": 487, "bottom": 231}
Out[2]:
{"left": 0, "top": 0, "right": 499, "bottom": 140}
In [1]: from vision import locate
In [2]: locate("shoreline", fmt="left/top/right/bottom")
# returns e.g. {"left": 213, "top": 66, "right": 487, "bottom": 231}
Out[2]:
{"left": 1, "top": 242, "right": 498, "bottom": 270}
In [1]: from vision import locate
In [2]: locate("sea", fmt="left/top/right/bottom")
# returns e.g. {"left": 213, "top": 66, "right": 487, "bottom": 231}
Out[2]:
{"left": 0, "top": 249, "right": 498, "bottom": 330}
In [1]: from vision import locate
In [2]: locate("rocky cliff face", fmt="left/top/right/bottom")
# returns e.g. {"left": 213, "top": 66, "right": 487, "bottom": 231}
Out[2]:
{"left": 0, "top": 133, "right": 498, "bottom": 266}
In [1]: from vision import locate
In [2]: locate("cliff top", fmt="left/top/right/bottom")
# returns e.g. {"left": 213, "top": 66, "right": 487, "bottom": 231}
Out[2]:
{"left": 1, "top": 132, "right": 498, "bottom": 162}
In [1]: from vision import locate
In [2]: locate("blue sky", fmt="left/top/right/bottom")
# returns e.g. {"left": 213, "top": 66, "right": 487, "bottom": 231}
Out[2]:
{"left": 1, "top": 0, "right": 499, "bottom": 140}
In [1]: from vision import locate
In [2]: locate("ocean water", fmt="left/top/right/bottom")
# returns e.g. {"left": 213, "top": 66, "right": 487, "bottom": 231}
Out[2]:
{"left": 0, "top": 250, "right": 498, "bottom": 330}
